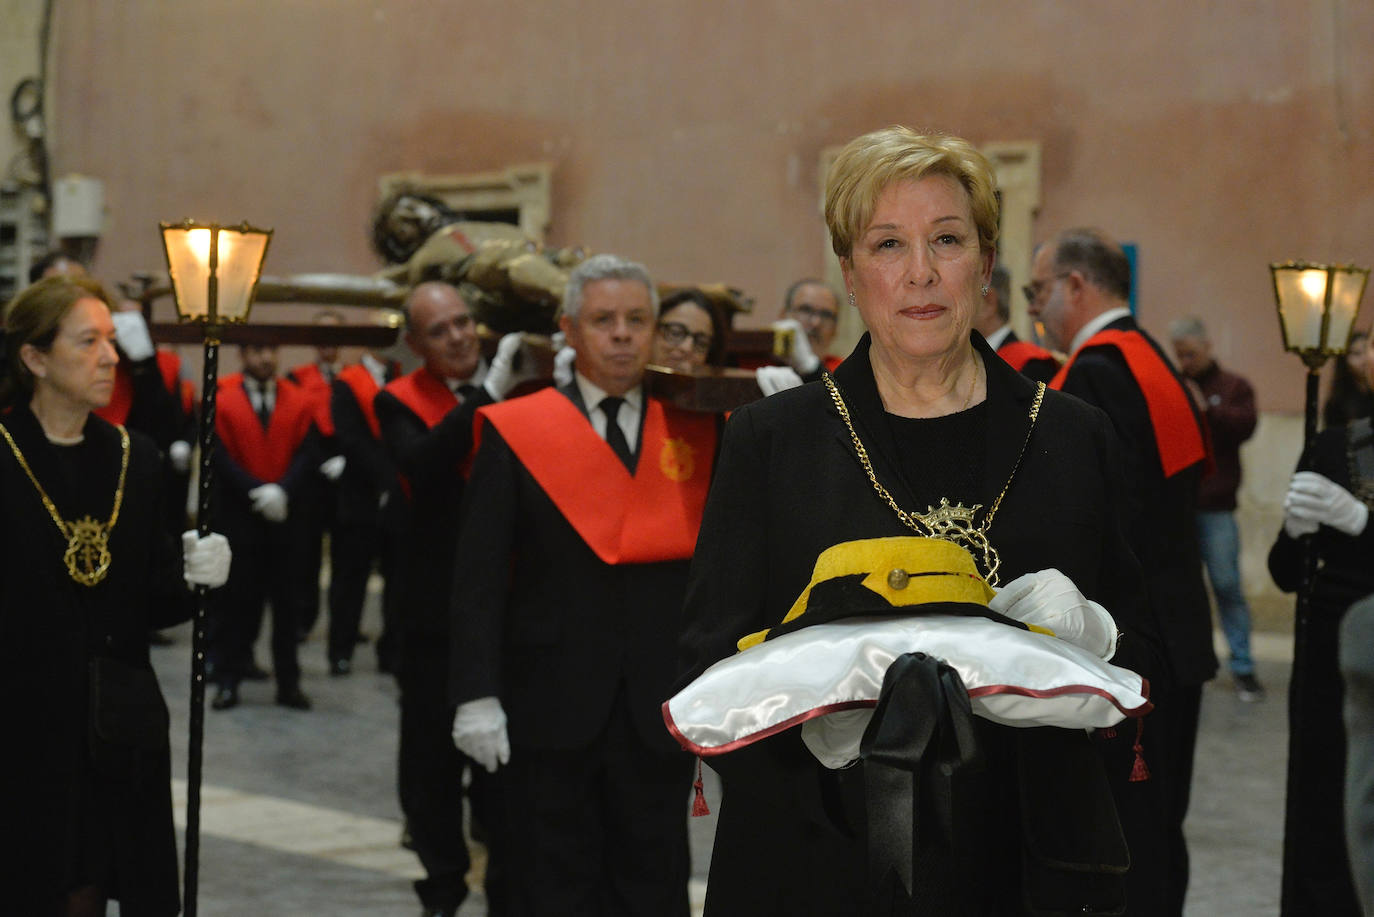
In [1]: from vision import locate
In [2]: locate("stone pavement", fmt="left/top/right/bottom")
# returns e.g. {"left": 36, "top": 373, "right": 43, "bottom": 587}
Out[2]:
{"left": 150, "top": 604, "right": 1291, "bottom": 917}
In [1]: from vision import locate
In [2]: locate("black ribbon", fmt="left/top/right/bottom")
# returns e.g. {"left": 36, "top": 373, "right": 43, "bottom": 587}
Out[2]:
{"left": 859, "top": 652, "right": 983, "bottom": 905}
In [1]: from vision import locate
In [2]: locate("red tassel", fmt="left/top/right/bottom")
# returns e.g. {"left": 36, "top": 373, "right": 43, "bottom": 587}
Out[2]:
{"left": 691, "top": 758, "right": 710, "bottom": 817}
{"left": 1129, "top": 717, "right": 1151, "bottom": 783}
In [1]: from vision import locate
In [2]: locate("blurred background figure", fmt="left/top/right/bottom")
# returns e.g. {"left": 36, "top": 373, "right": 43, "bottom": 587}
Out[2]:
{"left": 1324, "top": 329, "right": 1373, "bottom": 430}
{"left": 1169, "top": 315, "right": 1263, "bottom": 701}
{"left": 974, "top": 262, "right": 1060, "bottom": 382}
{"left": 651, "top": 288, "right": 726, "bottom": 373}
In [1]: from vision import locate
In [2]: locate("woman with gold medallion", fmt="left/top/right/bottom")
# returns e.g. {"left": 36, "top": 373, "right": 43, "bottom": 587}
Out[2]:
{"left": 676, "top": 127, "right": 1165, "bottom": 915}
{"left": 1, "top": 275, "right": 231, "bottom": 916}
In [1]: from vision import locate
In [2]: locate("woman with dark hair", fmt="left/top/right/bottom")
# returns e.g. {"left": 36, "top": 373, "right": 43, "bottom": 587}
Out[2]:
{"left": 675, "top": 126, "right": 1160, "bottom": 915}
{"left": 1, "top": 275, "right": 231, "bottom": 916}
{"left": 652, "top": 288, "right": 728, "bottom": 372}
{"left": 1323, "top": 330, "right": 1373, "bottom": 429}
{"left": 1270, "top": 327, "right": 1374, "bottom": 915}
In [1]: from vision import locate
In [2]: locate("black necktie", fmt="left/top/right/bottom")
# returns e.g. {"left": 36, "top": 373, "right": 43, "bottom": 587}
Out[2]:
{"left": 600, "top": 397, "right": 635, "bottom": 471}
{"left": 254, "top": 383, "right": 272, "bottom": 429}
{"left": 456, "top": 383, "right": 477, "bottom": 401}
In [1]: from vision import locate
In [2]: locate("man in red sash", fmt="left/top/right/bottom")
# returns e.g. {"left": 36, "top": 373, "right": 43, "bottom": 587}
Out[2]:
{"left": 1030, "top": 227, "right": 1216, "bottom": 917}
{"left": 327, "top": 346, "right": 403, "bottom": 675}
{"left": 973, "top": 263, "right": 1061, "bottom": 383}
{"left": 450, "top": 254, "right": 718, "bottom": 916}
{"left": 209, "top": 343, "right": 320, "bottom": 711}
{"left": 375, "top": 281, "right": 530, "bottom": 917}
{"left": 286, "top": 310, "right": 346, "bottom": 644}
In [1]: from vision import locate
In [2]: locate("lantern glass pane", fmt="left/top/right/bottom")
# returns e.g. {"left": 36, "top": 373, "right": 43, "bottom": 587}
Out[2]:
{"left": 1275, "top": 267, "right": 1327, "bottom": 350}
{"left": 216, "top": 230, "right": 270, "bottom": 321}
{"left": 161, "top": 227, "right": 211, "bottom": 320}
{"left": 1327, "top": 270, "right": 1370, "bottom": 353}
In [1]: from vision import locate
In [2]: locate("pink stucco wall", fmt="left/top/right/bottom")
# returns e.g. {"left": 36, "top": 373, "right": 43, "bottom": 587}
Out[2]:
{"left": 52, "top": 1, "right": 1373, "bottom": 411}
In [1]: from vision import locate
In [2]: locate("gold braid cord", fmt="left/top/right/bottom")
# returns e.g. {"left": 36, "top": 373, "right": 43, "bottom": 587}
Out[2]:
{"left": 823, "top": 372, "right": 1044, "bottom": 587}
{"left": 0, "top": 421, "right": 130, "bottom": 587}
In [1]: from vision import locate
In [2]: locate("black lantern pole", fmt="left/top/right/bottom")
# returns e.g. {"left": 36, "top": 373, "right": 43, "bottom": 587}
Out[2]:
{"left": 161, "top": 220, "right": 271, "bottom": 917}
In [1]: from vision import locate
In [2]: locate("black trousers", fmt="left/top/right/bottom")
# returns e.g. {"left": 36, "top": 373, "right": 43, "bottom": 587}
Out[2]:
{"left": 502, "top": 681, "right": 692, "bottom": 917}
{"left": 1097, "top": 680, "right": 1202, "bottom": 917}
{"left": 398, "top": 634, "right": 506, "bottom": 913}
{"left": 326, "top": 519, "right": 395, "bottom": 663}
{"left": 209, "top": 511, "right": 300, "bottom": 690}
{"left": 293, "top": 476, "right": 334, "bottom": 637}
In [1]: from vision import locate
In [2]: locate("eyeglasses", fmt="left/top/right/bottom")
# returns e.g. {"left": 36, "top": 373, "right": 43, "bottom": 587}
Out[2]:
{"left": 657, "top": 320, "right": 712, "bottom": 354}
{"left": 1023, "top": 273, "right": 1072, "bottom": 306}
{"left": 789, "top": 304, "right": 838, "bottom": 325}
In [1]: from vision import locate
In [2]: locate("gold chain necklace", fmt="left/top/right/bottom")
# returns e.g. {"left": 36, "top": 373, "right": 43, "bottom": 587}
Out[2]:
{"left": 0, "top": 420, "right": 130, "bottom": 587}
{"left": 823, "top": 370, "right": 1045, "bottom": 586}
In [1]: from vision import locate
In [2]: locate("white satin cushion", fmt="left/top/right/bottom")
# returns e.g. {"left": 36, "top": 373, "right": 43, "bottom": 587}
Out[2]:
{"left": 664, "top": 614, "right": 1150, "bottom": 766}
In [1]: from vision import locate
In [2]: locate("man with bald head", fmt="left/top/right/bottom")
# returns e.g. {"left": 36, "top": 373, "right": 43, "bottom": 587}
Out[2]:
{"left": 375, "top": 281, "right": 530, "bottom": 917}
{"left": 1029, "top": 227, "right": 1214, "bottom": 917}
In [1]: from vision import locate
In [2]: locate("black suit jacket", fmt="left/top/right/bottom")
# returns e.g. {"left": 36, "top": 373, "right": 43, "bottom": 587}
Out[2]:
{"left": 1055, "top": 315, "right": 1217, "bottom": 687}
{"left": 449, "top": 384, "right": 701, "bottom": 754}
{"left": 674, "top": 333, "right": 1160, "bottom": 914}
{"left": 375, "top": 384, "right": 493, "bottom": 636}
{"left": 331, "top": 374, "right": 402, "bottom": 529}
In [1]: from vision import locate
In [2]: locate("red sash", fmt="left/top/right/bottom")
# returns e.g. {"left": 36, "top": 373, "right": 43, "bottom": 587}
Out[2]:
{"left": 1050, "top": 329, "right": 1209, "bottom": 478}
{"left": 289, "top": 363, "right": 335, "bottom": 436}
{"left": 94, "top": 364, "right": 134, "bottom": 425}
{"left": 997, "top": 340, "right": 1059, "bottom": 373}
{"left": 338, "top": 364, "right": 383, "bottom": 439}
{"left": 215, "top": 374, "right": 316, "bottom": 482}
{"left": 476, "top": 389, "right": 716, "bottom": 565}
{"left": 383, "top": 367, "right": 459, "bottom": 430}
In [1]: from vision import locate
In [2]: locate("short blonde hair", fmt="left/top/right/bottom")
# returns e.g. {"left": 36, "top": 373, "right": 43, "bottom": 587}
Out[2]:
{"left": 824, "top": 126, "right": 999, "bottom": 259}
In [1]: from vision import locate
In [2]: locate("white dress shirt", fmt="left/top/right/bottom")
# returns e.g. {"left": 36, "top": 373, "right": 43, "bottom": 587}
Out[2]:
{"left": 1069, "top": 307, "right": 1133, "bottom": 356}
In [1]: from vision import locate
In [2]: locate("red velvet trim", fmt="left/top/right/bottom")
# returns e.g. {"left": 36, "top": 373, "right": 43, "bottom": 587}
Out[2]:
{"left": 338, "top": 363, "right": 383, "bottom": 439}
{"left": 1050, "top": 329, "right": 1210, "bottom": 478}
{"left": 996, "top": 339, "right": 1058, "bottom": 373}
{"left": 662, "top": 680, "right": 1153, "bottom": 757}
{"left": 476, "top": 389, "right": 716, "bottom": 565}
{"left": 215, "top": 375, "right": 316, "bottom": 482}
{"left": 822, "top": 354, "right": 843, "bottom": 372}
{"left": 383, "top": 367, "right": 458, "bottom": 430}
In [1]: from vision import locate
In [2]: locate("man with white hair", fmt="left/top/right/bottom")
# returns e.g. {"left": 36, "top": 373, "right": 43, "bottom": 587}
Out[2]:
{"left": 449, "top": 253, "right": 719, "bottom": 916}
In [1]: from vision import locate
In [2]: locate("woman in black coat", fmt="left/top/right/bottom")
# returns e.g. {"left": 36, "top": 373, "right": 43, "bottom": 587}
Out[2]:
{"left": 1269, "top": 352, "right": 1374, "bottom": 915}
{"left": 676, "top": 127, "right": 1164, "bottom": 916}
{"left": 1, "top": 275, "right": 230, "bottom": 916}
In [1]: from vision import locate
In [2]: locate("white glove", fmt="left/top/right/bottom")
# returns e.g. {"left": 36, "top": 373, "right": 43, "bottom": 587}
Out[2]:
{"left": 772, "top": 318, "right": 821, "bottom": 375}
{"left": 319, "top": 455, "right": 346, "bottom": 480}
{"left": 168, "top": 440, "right": 192, "bottom": 475}
{"left": 756, "top": 365, "right": 805, "bottom": 397}
{"left": 248, "top": 482, "right": 288, "bottom": 523}
{"left": 988, "top": 569, "right": 1120, "bottom": 660}
{"left": 451, "top": 696, "right": 511, "bottom": 773}
{"left": 483, "top": 332, "right": 539, "bottom": 400}
{"left": 111, "top": 310, "right": 156, "bottom": 361}
{"left": 553, "top": 345, "right": 577, "bottom": 388}
{"left": 1284, "top": 470, "right": 1369, "bottom": 537}
{"left": 182, "top": 530, "right": 231, "bottom": 588}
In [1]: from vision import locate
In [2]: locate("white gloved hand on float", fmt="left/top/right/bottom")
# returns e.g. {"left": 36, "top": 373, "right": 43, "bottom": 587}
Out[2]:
{"left": 451, "top": 696, "right": 511, "bottom": 773}
{"left": 755, "top": 365, "right": 805, "bottom": 397}
{"left": 319, "top": 455, "right": 346, "bottom": 481}
{"left": 168, "top": 440, "right": 192, "bottom": 475}
{"left": 771, "top": 318, "right": 821, "bottom": 375}
{"left": 1284, "top": 470, "right": 1369, "bottom": 537}
{"left": 111, "top": 310, "right": 156, "bottom": 362}
{"left": 484, "top": 332, "right": 539, "bottom": 401}
{"left": 553, "top": 345, "right": 577, "bottom": 389}
{"left": 248, "top": 482, "right": 288, "bottom": 523}
{"left": 988, "top": 568, "right": 1119, "bottom": 661}
{"left": 182, "top": 530, "right": 232, "bottom": 588}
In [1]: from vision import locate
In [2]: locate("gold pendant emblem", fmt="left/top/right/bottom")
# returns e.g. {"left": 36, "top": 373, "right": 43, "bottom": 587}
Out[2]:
{"left": 659, "top": 437, "right": 696, "bottom": 482}
{"left": 912, "top": 498, "right": 1001, "bottom": 586}
{"left": 64, "top": 516, "right": 113, "bottom": 587}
